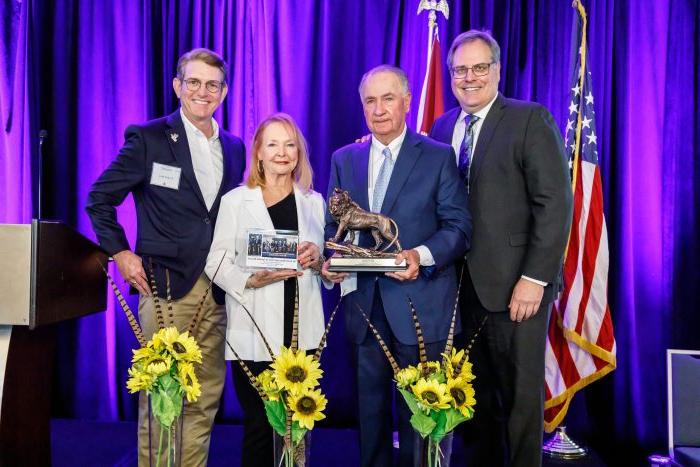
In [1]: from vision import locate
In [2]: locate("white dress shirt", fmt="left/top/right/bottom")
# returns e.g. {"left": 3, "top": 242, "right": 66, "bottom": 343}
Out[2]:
{"left": 180, "top": 109, "right": 223, "bottom": 211}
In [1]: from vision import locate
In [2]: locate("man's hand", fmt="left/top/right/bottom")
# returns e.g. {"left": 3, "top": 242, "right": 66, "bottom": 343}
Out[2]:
{"left": 113, "top": 250, "right": 151, "bottom": 296}
{"left": 385, "top": 249, "right": 420, "bottom": 282}
{"left": 320, "top": 257, "right": 349, "bottom": 284}
{"left": 508, "top": 278, "right": 545, "bottom": 322}
{"left": 246, "top": 269, "right": 302, "bottom": 289}
{"left": 297, "top": 241, "right": 321, "bottom": 270}
{"left": 355, "top": 134, "right": 371, "bottom": 144}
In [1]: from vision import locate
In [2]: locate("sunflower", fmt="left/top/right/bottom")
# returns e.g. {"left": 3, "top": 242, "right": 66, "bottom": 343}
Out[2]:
{"left": 126, "top": 366, "right": 155, "bottom": 393}
{"left": 288, "top": 389, "right": 327, "bottom": 430}
{"left": 167, "top": 331, "right": 202, "bottom": 363}
{"left": 446, "top": 377, "right": 476, "bottom": 417}
{"left": 271, "top": 347, "right": 323, "bottom": 395}
{"left": 144, "top": 354, "right": 173, "bottom": 377}
{"left": 395, "top": 366, "right": 420, "bottom": 388}
{"left": 177, "top": 361, "right": 201, "bottom": 402}
{"left": 412, "top": 378, "right": 451, "bottom": 411}
{"left": 256, "top": 369, "right": 281, "bottom": 401}
{"left": 131, "top": 346, "right": 156, "bottom": 363}
{"left": 442, "top": 348, "right": 475, "bottom": 382}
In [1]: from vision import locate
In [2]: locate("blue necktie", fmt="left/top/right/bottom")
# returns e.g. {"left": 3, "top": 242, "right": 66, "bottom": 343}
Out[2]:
{"left": 458, "top": 114, "right": 479, "bottom": 189}
{"left": 372, "top": 147, "right": 394, "bottom": 213}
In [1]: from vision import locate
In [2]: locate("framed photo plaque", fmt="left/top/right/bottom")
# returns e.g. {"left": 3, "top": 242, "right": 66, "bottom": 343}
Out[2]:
{"left": 246, "top": 229, "right": 299, "bottom": 269}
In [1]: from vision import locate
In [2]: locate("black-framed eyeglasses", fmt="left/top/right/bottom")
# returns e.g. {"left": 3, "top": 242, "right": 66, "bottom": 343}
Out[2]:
{"left": 450, "top": 62, "right": 494, "bottom": 79}
{"left": 182, "top": 78, "right": 225, "bottom": 93}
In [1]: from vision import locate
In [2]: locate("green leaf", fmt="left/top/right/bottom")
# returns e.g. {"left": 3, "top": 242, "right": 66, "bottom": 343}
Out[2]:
{"left": 429, "top": 410, "right": 447, "bottom": 443}
{"left": 291, "top": 421, "right": 307, "bottom": 445}
{"left": 263, "top": 399, "right": 287, "bottom": 436}
{"left": 150, "top": 388, "right": 183, "bottom": 428}
{"left": 444, "top": 408, "right": 469, "bottom": 434}
{"left": 398, "top": 388, "right": 421, "bottom": 415}
{"left": 410, "top": 412, "right": 436, "bottom": 439}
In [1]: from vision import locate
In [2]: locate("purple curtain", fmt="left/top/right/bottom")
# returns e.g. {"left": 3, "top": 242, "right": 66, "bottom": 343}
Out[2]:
{"left": 3, "top": 0, "right": 699, "bottom": 460}
{"left": 0, "top": 0, "right": 33, "bottom": 223}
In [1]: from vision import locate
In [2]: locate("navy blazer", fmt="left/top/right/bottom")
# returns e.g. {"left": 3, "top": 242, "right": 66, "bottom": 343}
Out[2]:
{"left": 86, "top": 110, "right": 246, "bottom": 302}
{"left": 430, "top": 96, "right": 573, "bottom": 311}
{"left": 325, "top": 128, "right": 472, "bottom": 345}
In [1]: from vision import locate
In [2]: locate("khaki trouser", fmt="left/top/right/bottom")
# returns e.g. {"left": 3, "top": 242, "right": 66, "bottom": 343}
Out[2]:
{"left": 137, "top": 274, "right": 227, "bottom": 467}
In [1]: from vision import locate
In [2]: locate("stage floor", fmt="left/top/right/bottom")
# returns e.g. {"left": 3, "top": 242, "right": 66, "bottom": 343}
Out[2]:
{"left": 50, "top": 419, "right": 608, "bottom": 466}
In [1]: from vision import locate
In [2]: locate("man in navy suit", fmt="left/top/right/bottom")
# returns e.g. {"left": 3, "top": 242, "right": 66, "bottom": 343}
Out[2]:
{"left": 430, "top": 31, "right": 573, "bottom": 467}
{"left": 324, "top": 65, "right": 472, "bottom": 467}
{"left": 86, "top": 48, "right": 246, "bottom": 466}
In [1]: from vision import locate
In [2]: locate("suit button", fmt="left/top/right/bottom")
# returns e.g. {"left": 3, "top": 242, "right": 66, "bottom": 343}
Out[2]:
{"left": 204, "top": 217, "right": 211, "bottom": 224}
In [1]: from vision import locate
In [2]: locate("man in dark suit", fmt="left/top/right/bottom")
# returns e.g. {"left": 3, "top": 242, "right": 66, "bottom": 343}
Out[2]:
{"left": 86, "top": 48, "right": 246, "bottom": 466}
{"left": 429, "top": 31, "right": 573, "bottom": 467}
{"left": 323, "top": 65, "right": 472, "bottom": 467}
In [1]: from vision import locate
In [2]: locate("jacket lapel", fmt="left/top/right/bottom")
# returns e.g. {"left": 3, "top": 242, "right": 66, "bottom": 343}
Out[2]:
{"left": 381, "top": 129, "right": 421, "bottom": 215}
{"left": 437, "top": 107, "right": 461, "bottom": 145}
{"left": 352, "top": 141, "right": 371, "bottom": 211}
{"left": 165, "top": 110, "right": 208, "bottom": 210}
{"left": 469, "top": 94, "right": 507, "bottom": 188}
{"left": 243, "top": 186, "right": 275, "bottom": 230}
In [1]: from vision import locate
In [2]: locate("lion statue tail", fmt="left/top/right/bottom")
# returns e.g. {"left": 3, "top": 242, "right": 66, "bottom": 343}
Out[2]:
{"left": 380, "top": 218, "right": 402, "bottom": 252}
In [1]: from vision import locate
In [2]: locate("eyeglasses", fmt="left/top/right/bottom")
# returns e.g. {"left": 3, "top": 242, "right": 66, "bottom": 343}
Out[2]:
{"left": 181, "top": 78, "right": 225, "bottom": 93}
{"left": 450, "top": 62, "right": 494, "bottom": 79}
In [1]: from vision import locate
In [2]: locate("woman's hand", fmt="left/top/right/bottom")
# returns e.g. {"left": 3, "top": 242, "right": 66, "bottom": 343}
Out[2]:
{"left": 245, "top": 269, "right": 302, "bottom": 289}
{"left": 297, "top": 241, "right": 322, "bottom": 270}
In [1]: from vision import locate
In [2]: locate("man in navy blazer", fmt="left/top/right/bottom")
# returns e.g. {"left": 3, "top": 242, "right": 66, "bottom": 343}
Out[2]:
{"left": 324, "top": 65, "right": 472, "bottom": 467}
{"left": 86, "top": 48, "right": 245, "bottom": 465}
{"left": 430, "top": 31, "right": 573, "bottom": 467}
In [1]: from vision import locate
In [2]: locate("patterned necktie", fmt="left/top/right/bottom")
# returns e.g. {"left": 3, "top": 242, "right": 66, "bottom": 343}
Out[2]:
{"left": 372, "top": 147, "right": 394, "bottom": 213}
{"left": 458, "top": 114, "right": 479, "bottom": 188}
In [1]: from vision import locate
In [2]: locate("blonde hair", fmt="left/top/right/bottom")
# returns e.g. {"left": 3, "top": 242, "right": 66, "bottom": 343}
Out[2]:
{"left": 246, "top": 113, "right": 314, "bottom": 192}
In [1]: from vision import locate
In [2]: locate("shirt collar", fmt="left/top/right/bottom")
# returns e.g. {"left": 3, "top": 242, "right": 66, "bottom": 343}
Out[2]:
{"left": 459, "top": 93, "right": 499, "bottom": 123}
{"left": 180, "top": 108, "right": 220, "bottom": 141}
{"left": 371, "top": 124, "right": 408, "bottom": 160}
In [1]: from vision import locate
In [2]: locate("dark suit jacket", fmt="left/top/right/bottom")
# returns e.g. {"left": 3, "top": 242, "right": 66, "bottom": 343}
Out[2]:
{"left": 430, "top": 95, "right": 573, "bottom": 311}
{"left": 325, "top": 128, "right": 472, "bottom": 345}
{"left": 86, "top": 110, "right": 246, "bottom": 302}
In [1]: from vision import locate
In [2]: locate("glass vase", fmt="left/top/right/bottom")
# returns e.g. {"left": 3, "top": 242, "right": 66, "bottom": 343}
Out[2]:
{"left": 273, "top": 430, "right": 311, "bottom": 467}
{"left": 147, "top": 396, "right": 184, "bottom": 467}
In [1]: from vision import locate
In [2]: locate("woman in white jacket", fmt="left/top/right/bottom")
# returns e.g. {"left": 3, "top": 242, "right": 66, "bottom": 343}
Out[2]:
{"left": 205, "top": 113, "right": 329, "bottom": 466}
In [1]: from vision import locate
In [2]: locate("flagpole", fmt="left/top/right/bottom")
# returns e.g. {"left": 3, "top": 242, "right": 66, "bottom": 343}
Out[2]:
{"left": 543, "top": 1, "right": 594, "bottom": 459}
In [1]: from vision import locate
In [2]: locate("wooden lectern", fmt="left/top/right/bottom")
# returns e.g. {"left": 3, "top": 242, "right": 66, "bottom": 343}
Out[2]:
{"left": 0, "top": 220, "right": 108, "bottom": 466}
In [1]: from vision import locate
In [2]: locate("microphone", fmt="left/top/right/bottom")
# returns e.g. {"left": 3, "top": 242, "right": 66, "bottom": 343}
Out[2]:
{"left": 38, "top": 130, "right": 48, "bottom": 220}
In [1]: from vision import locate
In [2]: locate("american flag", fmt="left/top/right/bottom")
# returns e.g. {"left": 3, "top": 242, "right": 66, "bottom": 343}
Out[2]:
{"left": 543, "top": 0, "right": 617, "bottom": 432}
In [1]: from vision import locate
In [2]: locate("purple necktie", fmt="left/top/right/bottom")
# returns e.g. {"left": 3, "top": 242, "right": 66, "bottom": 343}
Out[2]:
{"left": 458, "top": 114, "right": 479, "bottom": 190}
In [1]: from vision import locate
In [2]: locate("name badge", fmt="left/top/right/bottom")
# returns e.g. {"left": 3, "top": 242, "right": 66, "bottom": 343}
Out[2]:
{"left": 150, "top": 162, "right": 181, "bottom": 190}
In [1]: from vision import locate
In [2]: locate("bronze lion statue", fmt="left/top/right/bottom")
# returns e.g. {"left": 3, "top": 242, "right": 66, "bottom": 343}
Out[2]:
{"left": 328, "top": 188, "right": 401, "bottom": 252}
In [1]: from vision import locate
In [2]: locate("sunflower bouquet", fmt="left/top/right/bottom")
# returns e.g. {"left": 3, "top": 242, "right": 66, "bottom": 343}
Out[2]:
{"left": 226, "top": 281, "right": 341, "bottom": 467}
{"left": 126, "top": 326, "right": 203, "bottom": 425}
{"left": 102, "top": 262, "right": 216, "bottom": 467}
{"left": 358, "top": 279, "right": 486, "bottom": 467}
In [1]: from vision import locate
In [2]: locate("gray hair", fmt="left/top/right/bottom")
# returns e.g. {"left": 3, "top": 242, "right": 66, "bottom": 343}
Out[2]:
{"left": 447, "top": 30, "right": 501, "bottom": 70}
{"left": 358, "top": 65, "right": 410, "bottom": 97}
{"left": 176, "top": 48, "right": 228, "bottom": 82}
